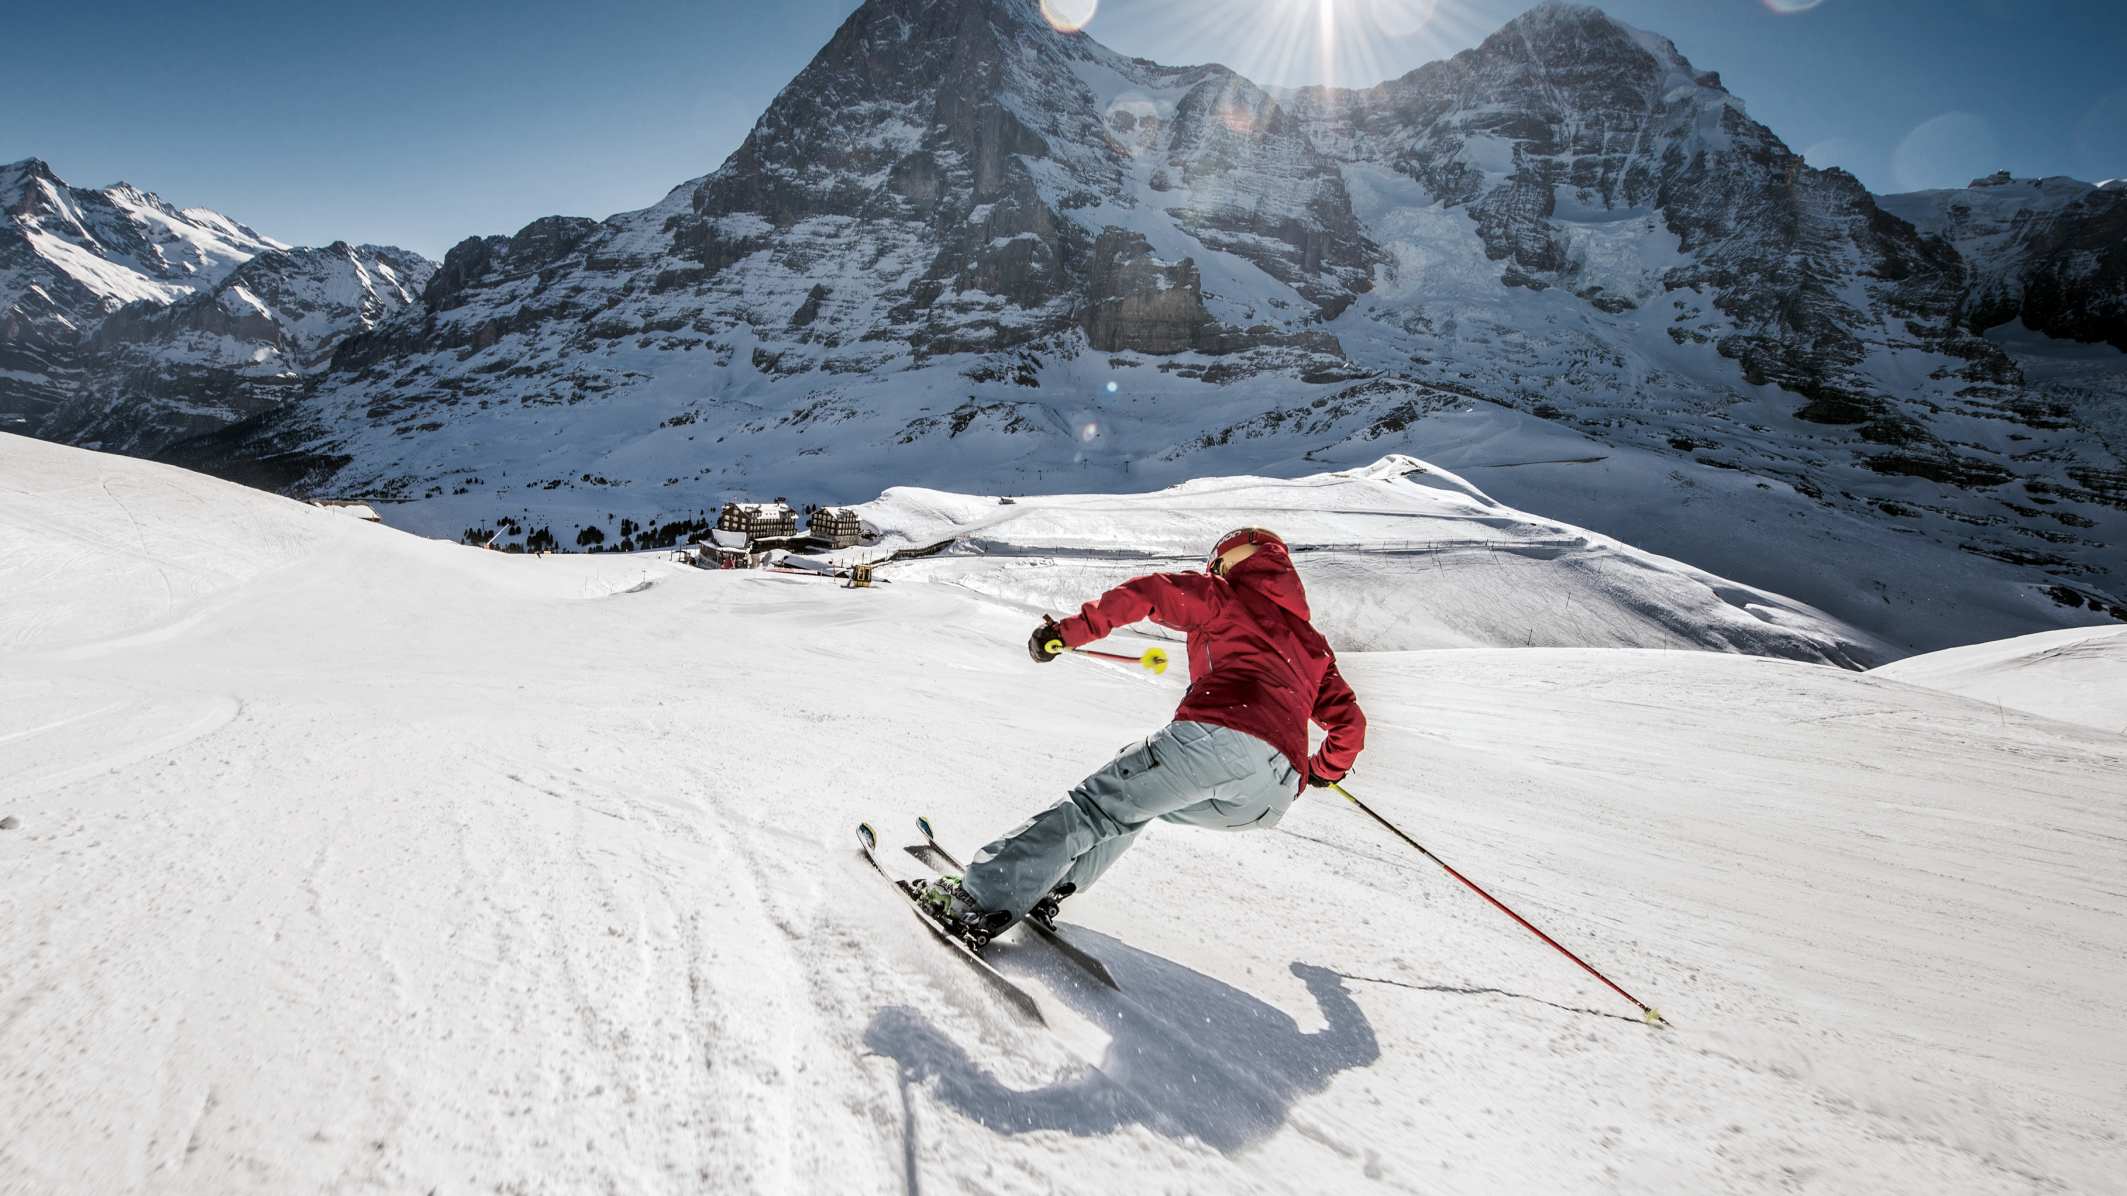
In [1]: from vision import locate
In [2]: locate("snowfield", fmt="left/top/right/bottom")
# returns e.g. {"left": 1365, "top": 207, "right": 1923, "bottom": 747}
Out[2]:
{"left": 1874, "top": 624, "right": 2127, "bottom": 734}
{"left": 2, "top": 434, "right": 2123, "bottom": 1195}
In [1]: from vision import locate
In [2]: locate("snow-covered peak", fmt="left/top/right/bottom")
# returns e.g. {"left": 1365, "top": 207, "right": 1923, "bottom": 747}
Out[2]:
{"left": 1, "top": 157, "right": 63, "bottom": 210}
{"left": 2, "top": 157, "right": 286, "bottom": 313}
{"left": 1498, "top": 0, "right": 1654, "bottom": 47}
{"left": 1490, "top": 0, "right": 1723, "bottom": 94}
{"left": 2, "top": 161, "right": 432, "bottom": 455}
{"left": 1877, "top": 172, "right": 2127, "bottom": 348}
{"left": 1878, "top": 174, "right": 2108, "bottom": 246}
{"left": 37, "top": 239, "right": 440, "bottom": 454}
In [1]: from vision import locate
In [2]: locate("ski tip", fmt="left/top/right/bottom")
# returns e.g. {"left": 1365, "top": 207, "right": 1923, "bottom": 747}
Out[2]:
{"left": 916, "top": 815, "right": 934, "bottom": 839}
{"left": 1643, "top": 1007, "right": 1668, "bottom": 1028}
{"left": 857, "top": 822, "right": 877, "bottom": 850}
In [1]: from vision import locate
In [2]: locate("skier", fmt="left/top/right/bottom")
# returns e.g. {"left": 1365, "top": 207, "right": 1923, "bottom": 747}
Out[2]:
{"left": 920, "top": 527, "right": 1366, "bottom": 935}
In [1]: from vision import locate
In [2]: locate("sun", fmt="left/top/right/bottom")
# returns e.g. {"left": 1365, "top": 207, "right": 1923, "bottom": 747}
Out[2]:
{"left": 1052, "top": 0, "right": 1474, "bottom": 92}
{"left": 1200, "top": 0, "right": 1468, "bottom": 92}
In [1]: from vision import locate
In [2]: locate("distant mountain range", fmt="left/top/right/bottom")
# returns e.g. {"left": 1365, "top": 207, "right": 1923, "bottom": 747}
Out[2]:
{"left": 5, "top": 0, "right": 2123, "bottom": 654}
{"left": 0, "top": 158, "right": 433, "bottom": 452}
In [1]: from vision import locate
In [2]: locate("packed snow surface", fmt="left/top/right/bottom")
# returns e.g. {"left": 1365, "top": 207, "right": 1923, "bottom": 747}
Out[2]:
{"left": 3, "top": 435, "right": 2123, "bottom": 1194}
{"left": 1874, "top": 623, "right": 2127, "bottom": 733}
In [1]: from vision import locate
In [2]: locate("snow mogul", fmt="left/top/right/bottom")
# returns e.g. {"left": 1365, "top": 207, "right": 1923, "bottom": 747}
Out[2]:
{"left": 918, "top": 527, "right": 1366, "bottom": 936}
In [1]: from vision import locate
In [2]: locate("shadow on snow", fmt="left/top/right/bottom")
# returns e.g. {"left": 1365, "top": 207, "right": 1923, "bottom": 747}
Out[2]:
{"left": 862, "top": 929, "right": 1379, "bottom": 1153}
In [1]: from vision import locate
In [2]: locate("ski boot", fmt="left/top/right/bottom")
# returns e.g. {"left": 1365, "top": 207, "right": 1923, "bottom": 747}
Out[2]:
{"left": 1027, "top": 882, "right": 1076, "bottom": 931}
{"left": 907, "top": 876, "right": 1011, "bottom": 952}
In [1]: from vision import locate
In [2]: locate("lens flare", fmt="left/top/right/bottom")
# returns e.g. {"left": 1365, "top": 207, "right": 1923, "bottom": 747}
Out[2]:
{"left": 1105, "top": 381, "right": 1119, "bottom": 393}
{"left": 1369, "top": 0, "right": 1438, "bottom": 39}
{"left": 1040, "top": 0, "right": 1097, "bottom": 33}
{"left": 1891, "top": 112, "right": 1998, "bottom": 192}
{"left": 1104, "top": 94, "right": 1161, "bottom": 155}
{"left": 1105, "top": 95, "right": 1158, "bottom": 127}
{"left": 1800, "top": 136, "right": 1872, "bottom": 178}
{"left": 1078, "top": 420, "right": 1101, "bottom": 443}
{"left": 1760, "top": 0, "right": 1828, "bottom": 11}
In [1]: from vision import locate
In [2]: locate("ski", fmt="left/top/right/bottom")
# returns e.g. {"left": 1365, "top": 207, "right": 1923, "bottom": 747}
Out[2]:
{"left": 914, "top": 815, "right": 1121, "bottom": 991}
{"left": 856, "top": 822, "right": 1046, "bottom": 1027}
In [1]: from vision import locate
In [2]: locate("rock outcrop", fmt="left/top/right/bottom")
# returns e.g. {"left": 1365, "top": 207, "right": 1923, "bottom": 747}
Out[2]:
{"left": 1081, "top": 230, "right": 1210, "bottom": 353}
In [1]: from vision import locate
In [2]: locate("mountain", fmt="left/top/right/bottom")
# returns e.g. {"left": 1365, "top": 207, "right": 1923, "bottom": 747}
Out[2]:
{"left": 42, "top": 241, "right": 434, "bottom": 454}
{"left": 0, "top": 158, "right": 435, "bottom": 454}
{"left": 6, "top": 431, "right": 2124, "bottom": 1193}
{"left": 1879, "top": 171, "right": 2127, "bottom": 352}
{"left": 91, "top": 1, "right": 2127, "bottom": 652}
{"left": 2, "top": 157, "right": 284, "bottom": 430}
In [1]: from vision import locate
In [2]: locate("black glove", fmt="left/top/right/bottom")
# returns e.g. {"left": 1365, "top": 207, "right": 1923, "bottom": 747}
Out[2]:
{"left": 1305, "top": 766, "right": 1342, "bottom": 789}
{"left": 1027, "top": 617, "right": 1064, "bottom": 664}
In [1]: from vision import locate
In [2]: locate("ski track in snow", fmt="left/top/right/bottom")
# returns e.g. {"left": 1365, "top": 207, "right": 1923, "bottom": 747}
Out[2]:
{"left": 1, "top": 436, "right": 2124, "bottom": 1194}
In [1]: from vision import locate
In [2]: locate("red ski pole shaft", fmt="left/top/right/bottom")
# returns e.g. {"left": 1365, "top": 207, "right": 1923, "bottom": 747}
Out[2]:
{"left": 1329, "top": 782, "right": 1667, "bottom": 1027}
{"left": 1044, "top": 639, "right": 1170, "bottom": 674}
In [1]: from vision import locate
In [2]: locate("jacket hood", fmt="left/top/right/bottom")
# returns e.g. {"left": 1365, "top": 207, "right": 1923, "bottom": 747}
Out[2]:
{"left": 1224, "top": 539, "right": 1311, "bottom": 621}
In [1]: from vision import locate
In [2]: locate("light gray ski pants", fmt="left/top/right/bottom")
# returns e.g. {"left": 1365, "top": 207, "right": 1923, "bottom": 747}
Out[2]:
{"left": 961, "top": 720, "right": 1301, "bottom": 921}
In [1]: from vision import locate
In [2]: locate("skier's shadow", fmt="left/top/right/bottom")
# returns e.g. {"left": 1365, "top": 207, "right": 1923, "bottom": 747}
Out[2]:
{"left": 862, "top": 930, "right": 1379, "bottom": 1152}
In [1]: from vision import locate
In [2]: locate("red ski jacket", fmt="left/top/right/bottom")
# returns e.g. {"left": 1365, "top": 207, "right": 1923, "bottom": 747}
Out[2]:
{"left": 1055, "top": 539, "right": 1366, "bottom": 787}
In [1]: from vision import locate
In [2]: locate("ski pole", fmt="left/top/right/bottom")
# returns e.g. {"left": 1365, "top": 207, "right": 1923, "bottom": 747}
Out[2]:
{"left": 1044, "top": 639, "right": 1169, "bottom": 674}
{"left": 1328, "top": 781, "right": 1667, "bottom": 1027}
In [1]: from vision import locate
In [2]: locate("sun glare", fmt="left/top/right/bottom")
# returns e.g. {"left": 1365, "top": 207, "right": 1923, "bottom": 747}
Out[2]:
{"left": 1179, "top": 0, "right": 1471, "bottom": 92}
{"left": 1041, "top": 0, "right": 1098, "bottom": 33}
{"left": 1370, "top": 0, "right": 1439, "bottom": 39}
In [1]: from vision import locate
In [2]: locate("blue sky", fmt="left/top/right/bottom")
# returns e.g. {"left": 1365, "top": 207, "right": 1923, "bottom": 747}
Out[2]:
{"left": 8, "top": 0, "right": 2122, "bottom": 259}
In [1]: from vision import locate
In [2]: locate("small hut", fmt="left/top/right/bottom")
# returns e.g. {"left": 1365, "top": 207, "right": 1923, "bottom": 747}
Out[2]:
{"left": 809, "top": 507, "right": 863, "bottom": 549}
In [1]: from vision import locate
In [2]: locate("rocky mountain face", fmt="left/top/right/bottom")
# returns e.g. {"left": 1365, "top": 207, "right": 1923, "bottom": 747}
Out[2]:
{"left": 2, "top": 158, "right": 284, "bottom": 433}
{"left": 1283, "top": 8, "right": 2009, "bottom": 428}
{"left": 58, "top": 1, "right": 2127, "bottom": 652}
{"left": 43, "top": 242, "right": 435, "bottom": 454}
{"left": 1881, "top": 173, "right": 2127, "bottom": 352}
{"left": 0, "top": 158, "right": 432, "bottom": 454}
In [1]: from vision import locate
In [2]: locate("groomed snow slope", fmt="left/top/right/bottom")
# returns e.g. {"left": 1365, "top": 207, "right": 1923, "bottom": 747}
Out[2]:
{"left": 1874, "top": 623, "right": 2127, "bottom": 734}
{"left": 3, "top": 437, "right": 2123, "bottom": 1194}
{"left": 853, "top": 456, "right": 1885, "bottom": 667}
